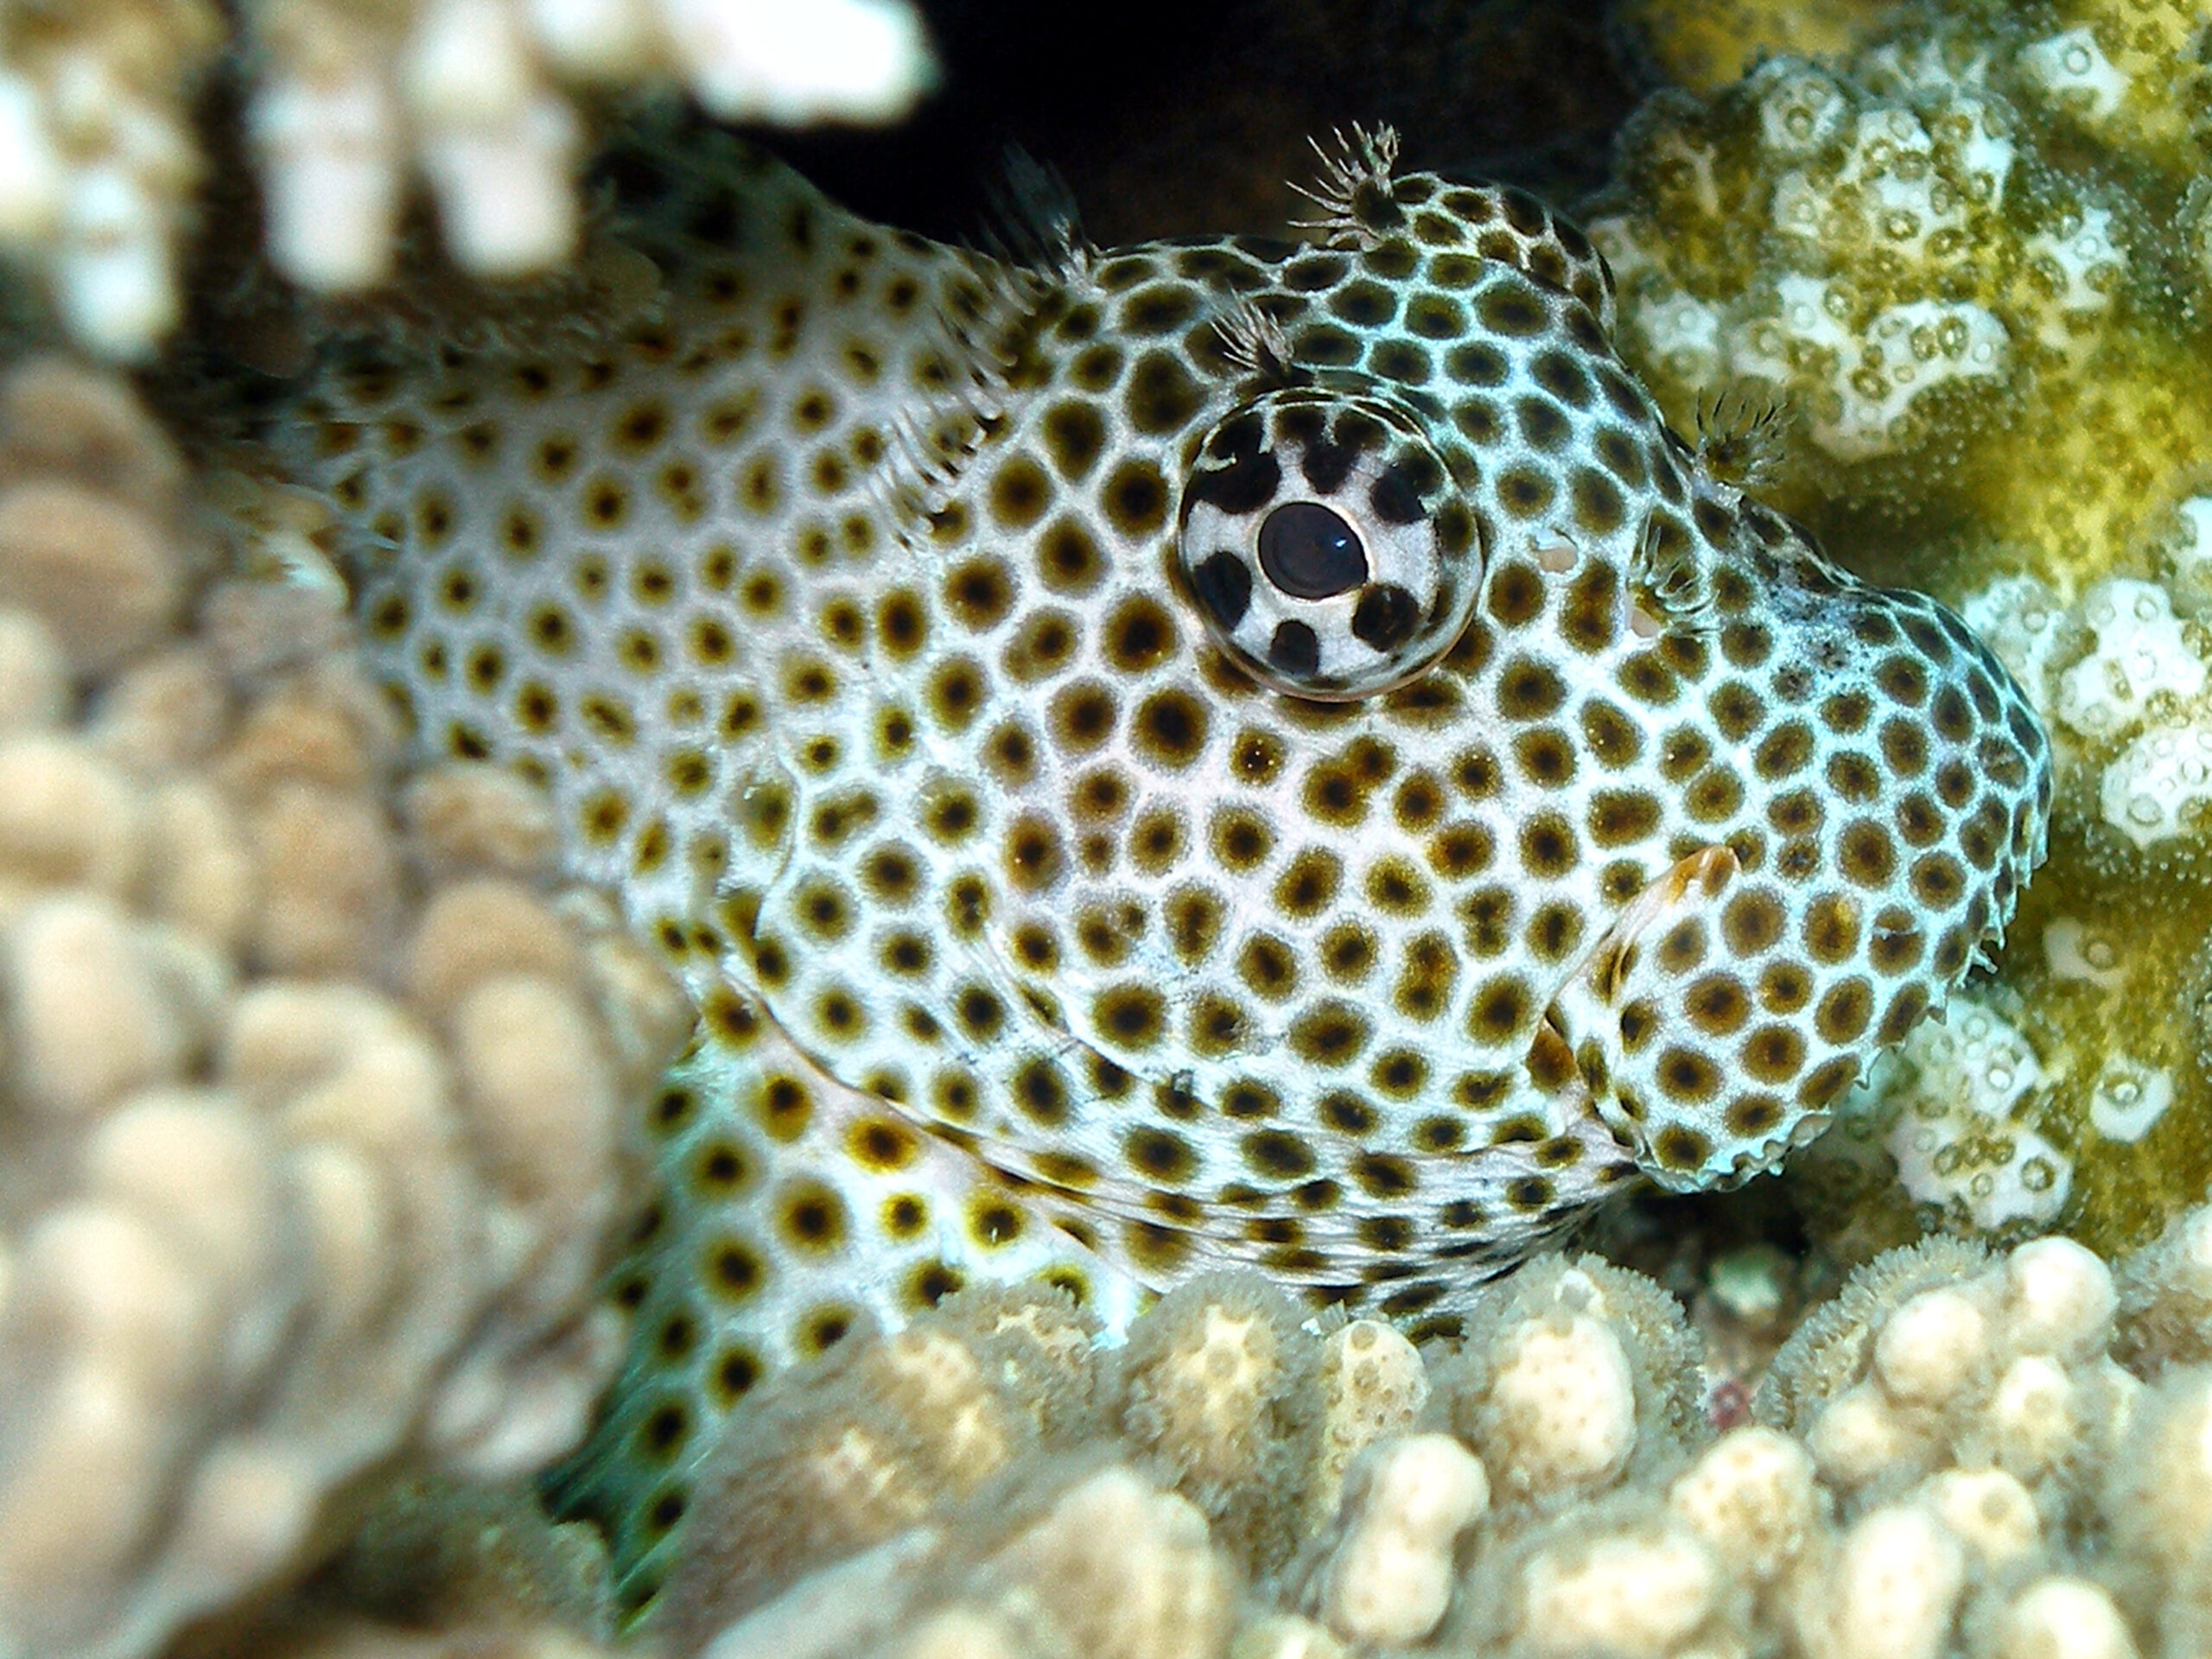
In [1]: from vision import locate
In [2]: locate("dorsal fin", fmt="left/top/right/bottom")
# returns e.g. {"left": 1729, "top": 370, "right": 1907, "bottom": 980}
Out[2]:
{"left": 982, "top": 146, "right": 1090, "bottom": 279}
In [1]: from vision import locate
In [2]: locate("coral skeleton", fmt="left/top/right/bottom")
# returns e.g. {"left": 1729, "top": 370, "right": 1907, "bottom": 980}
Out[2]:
{"left": 0, "top": 357, "right": 686, "bottom": 1659}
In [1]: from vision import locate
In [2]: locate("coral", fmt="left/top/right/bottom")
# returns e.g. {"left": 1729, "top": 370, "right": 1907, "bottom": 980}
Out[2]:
{"left": 1666, "top": 1424, "right": 1820, "bottom": 1583}
{"left": 164, "top": 1472, "right": 622, "bottom": 1659}
{"left": 1306, "top": 1433, "right": 1485, "bottom": 1646}
{"left": 969, "top": 1466, "right": 1240, "bottom": 1659}
{"left": 2103, "top": 1369, "right": 2212, "bottom": 1653}
{"left": 0, "top": 0, "right": 933, "bottom": 358}
{"left": 244, "top": 0, "right": 932, "bottom": 290}
{"left": 302, "top": 1475, "right": 614, "bottom": 1640}
{"left": 1593, "top": 0, "right": 2212, "bottom": 1257}
{"left": 647, "top": 1282, "right": 1110, "bottom": 1652}
{"left": 1827, "top": 991, "right": 2075, "bottom": 1237}
{"left": 1989, "top": 1578, "right": 2141, "bottom": 1659}
{"left": 1612, "top": 0, "right": 1908, "bottom": 97}
{"left": 633, "top": 1211, "right": 2212, "bottom": 1659}
{"left": 1796, "top": 1503, "right": 1967, "bottom": 1659}
{"left": 1119, "top": 1274, "right": 1322, "bottom": 1573}
{"left": 1427, "top": 1254, "right": 1707, "bottom": 1504}
{"left": 0, "top": 356, "right": 687, "bottom": 1659}
{"left": 0, "top": 0, "right": 222, "bottom": 357}
{"left": 1461, "top": 1494, "right": 1745, "bottom": 1657}
{"left": 2111, "top": 1203, "right": 2212, "bottom": 1376}
{"left": 1758, "top": 1230, "right": 2133, "bottom": 1503}
{"left": 1302, "top": 1316, "right": 1428, "bottom": 1529}
{"left": 194, "top": 1624, "right": 620, "bottom": 1659}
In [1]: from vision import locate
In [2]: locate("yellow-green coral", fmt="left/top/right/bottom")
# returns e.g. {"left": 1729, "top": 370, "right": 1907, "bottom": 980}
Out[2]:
{"left": 1612, "top": 0, "right": 1907, "bottom": 97}
{"left": 1593, "top": 0, "right": 2212, "bottom": 1255}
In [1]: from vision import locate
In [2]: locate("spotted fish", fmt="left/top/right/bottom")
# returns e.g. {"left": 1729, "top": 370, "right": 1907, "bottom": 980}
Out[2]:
{"left": 290, "top": 125, "right": 2050, "bottom": 1611}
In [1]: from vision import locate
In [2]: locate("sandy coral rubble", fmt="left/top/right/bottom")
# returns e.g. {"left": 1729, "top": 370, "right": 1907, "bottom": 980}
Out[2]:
{"left": 0, "top": 355, "right": 687, "bottom": 1659}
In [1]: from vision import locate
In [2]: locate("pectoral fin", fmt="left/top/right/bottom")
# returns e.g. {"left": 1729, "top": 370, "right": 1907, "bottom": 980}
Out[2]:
{"left": 1545, "top": 845, "right": 1806, "bottom": 1191}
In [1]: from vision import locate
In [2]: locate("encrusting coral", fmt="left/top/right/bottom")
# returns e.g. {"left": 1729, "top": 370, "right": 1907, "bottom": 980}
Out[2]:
{"left": 555, "top": 1205, "right": 2212, "bottom": 1659}
{"left": 0, "top": 0, "right": 932, "bottom": 358}
{"left": 0, "top": 354, "right": 688, "bottom": 1659}
{"left": 1586, "top": 0, "right": 2212, "bottom": 1260}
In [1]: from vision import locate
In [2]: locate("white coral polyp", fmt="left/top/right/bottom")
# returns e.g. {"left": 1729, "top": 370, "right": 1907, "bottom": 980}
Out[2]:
{"left": 1827, "top": 299, "right": 2008, "bottom": 460}
{"left": 1487, "top": 1304, "right": 1638, "bottom": 1495}
{"left": 1959, "top": 573, "right": 2066, "bottom": 713}
{"left": 1802, "top": 1503, "right": 1966, "bottom": 1659}
{"left": 1922, "top": 1468, "right": 2040, "bottom": 1566}
{"left": 1856, "top": 994, "right": 2075, "bottom": 1233}
{"left": 1517, "top": 1525, "right": 1721, "bottom": 1656}
{"left": 1726, "top": 274, "right": 2009, "bottom": 461}
{"left": 2018, "top": 27, "right": 2129, "bottom": 121}
{"left": 2056, "top": 577, "right": 2206, "bottom": 742}
{"left": 1874, "top": 1288, "right": 1989, "bottom": 1405}
{"left": 526, "top": 0, "right": 657, "bottom": 75}
{"left": 252, "top": 71, "right": 407, "bottom": 291}
{"left": 54, "top": 166, "right": 179, "bottom": 361}
{"left": 2022, "top": 204, "right": 2122, "bottom": 357}
{"left": 1750, "top": 60, "right": 1848, "bottom": 158}
{"left": 1987, "top": 1355, "right": 2078, "bottom": 1478}
{"left": 0, "top": 73, "right": 60, "bottom": 238}
{"left": 1668, "top": 1427, "right": 1817, "bottom": 1582}
{"left": 2100, "top": 720, "right": 2212, "bottom": 849}
{"left": 1995, "top": 1577, "right": 2139, "bottom": 1659}
{"left": 417, "top": 95, "right": 582, "bottom": 276}
{"left": 2003, "top": 1237, "right": 2116, "bottom": 1361}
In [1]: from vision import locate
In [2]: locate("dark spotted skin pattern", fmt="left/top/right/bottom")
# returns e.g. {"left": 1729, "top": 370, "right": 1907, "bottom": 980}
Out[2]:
{"left": 292, "top": 126, "right": 2050, "bottom": 1612}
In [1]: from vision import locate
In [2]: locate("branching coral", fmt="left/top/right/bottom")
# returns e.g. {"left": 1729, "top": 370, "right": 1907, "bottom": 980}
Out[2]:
{"left": 0, "top": 0, "right": 932, "bottom": 357}
{"left": 0, "top": 0, "right": 221, "bottom": 358}
{"left": 244, "top": 0, "right": 933, "bottom": 289}
{"left": 0, "top": 356, "right": 687, "bottom": 1659}
{"left": 608, "top": 1212, "right": 2212, "bottom": 1659}
{"left": 164, "top": 1472, "right": 625, "bottom": 1659}
{"left": 1308, "top": 1434, "right": 1485, "bottom": 1647}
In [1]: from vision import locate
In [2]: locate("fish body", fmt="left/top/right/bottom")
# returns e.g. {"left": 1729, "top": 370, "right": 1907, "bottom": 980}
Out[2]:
{"left": 292, "top": 128, "right": 2050, "bottom": 1610}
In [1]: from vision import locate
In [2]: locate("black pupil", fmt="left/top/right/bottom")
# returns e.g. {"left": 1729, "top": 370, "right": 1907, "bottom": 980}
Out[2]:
{"left": 1258, "top": 501, "right": 1367, "bottom": 600}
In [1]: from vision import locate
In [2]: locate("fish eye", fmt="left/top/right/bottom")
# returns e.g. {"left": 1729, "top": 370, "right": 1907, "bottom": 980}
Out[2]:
{"left": 1258, "top": 502, "right": 1366, "bottom": 598}
{"left": 1176, "top": 387, "right": 1484, "bottom": 700}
